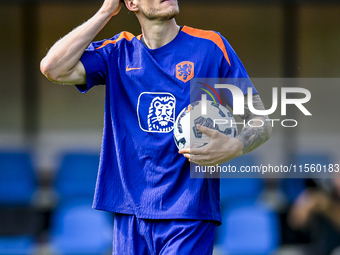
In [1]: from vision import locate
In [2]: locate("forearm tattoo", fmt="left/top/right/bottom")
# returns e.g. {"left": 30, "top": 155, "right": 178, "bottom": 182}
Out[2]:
{"left": 236, "top": 94, "right": 272, "bottom": 154}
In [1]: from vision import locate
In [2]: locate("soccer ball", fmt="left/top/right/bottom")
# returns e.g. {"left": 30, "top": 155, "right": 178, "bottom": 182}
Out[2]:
{"left": 174, "top": 100, "right": 238, "bottom": 149}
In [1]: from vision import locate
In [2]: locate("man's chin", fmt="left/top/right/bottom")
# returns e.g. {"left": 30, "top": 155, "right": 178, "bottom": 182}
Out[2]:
{"left": 146, "top": 8, "right": 179, "bottom": 21}
{"left": 162, "top": 12, "right": 179, "bottom": 21}
{"left": 159, "top": 10, "right": 179, "bottom": 21}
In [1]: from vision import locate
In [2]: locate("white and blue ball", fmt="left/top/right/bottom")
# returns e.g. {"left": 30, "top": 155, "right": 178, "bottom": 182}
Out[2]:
{"left": 174, "top": 100, "right": 238, "bottom": 149}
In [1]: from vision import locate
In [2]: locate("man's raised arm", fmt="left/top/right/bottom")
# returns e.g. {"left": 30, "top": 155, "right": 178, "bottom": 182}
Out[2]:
{"left": 40, "top": 0, "right": 122, "bottom": 85}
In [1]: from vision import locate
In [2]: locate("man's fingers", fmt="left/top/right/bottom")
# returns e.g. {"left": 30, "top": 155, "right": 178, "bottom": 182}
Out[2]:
{"left": 102, "top": 0, "right": 123, "bottom": 16}
{"left": 196, "top": 124, "right": 217, "bottom": 137}
{"left": 178, "top": 148, "right": 190, "bottom": 154}
{"left": 178, "top": 125, "right": 219, "bottom": 155}
{"left": 189, "top": 156, "right": 213, "bottom": 166}
{"left": 180, "top": 150, "right": 216, "bottom": 166}
{"left": 179, "top": 147, "right": 206, "bottom": 156}
{"left": 190, "top": 154, "right": 211, "bottom": 161}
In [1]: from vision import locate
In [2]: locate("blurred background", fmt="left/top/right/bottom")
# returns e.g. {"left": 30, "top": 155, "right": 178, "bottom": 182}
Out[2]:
{"left": 0, "top": 0, "right": 340, "bottom": 254}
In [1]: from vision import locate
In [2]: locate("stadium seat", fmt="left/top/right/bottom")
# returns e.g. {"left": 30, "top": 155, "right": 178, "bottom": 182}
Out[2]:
{"left": 219, "top": 155, "right": 264, "bottom": 205}
{"left": 49, "top": 202, "right": 113, "bottom": 255}
{"left": 216, "top": 155, "right": 266, "bottom": 247}
{"left": 0, "top": 152, "right": 42, "bottom": 253}
{"left": 0, "top": 152, "right": 37, "bottom": 205}
{"left": 54, "top": 152, "right": 100, "bottom": 202}
{"left": 0, "top": 236, "right": 35, "bottom": 255}
{"left": 218, "top": 204, "right": 280, "bottom": 255}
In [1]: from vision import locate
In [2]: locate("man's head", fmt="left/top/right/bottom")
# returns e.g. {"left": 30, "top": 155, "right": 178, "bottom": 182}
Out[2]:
{"left": 123, "top": 0, "right": 179, "bottom": 21}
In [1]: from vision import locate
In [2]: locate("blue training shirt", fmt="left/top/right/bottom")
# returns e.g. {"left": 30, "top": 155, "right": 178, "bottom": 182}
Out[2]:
{"left": 77, "top": 26, "right": 257, "bottom": 224}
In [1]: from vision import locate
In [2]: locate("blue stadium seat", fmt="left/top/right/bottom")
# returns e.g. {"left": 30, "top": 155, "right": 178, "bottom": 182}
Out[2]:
{"left": 0, "top": 152, "right": 37, "bottom": 205}
{"left": 0, "top": 236, "right": 35, "bottom": 255}
{"left": 54, "top": 152, "right": 100, "bottom": 202}
{"left": 220, "top": 155, "right": 264, "bottom": 205}
{"left": 216, "top": 155, "right": 266, "bottom": 246}
{"left": 49, "top": 202, "right": 113, "bottom": 255}
{"left": 218, "top": 204, "right": 280, "bottom": 255}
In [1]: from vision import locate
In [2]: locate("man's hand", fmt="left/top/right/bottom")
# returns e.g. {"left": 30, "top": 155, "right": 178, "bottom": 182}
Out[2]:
{"left": 178, "top": 94, "right": 272, "bottom": 166}
{"left": 178, "top": 124, "right": 243, "bottom": 166}
{"left": 100, "top": 0, "right": 123, "bottom": 17}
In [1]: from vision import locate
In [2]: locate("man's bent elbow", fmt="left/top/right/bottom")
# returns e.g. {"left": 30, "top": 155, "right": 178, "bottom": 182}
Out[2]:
{"left": 40, "top": 58, "right": 85, "bottom": 85}
{"left": 40, "top": 57, "right": 60, "bottom": 83}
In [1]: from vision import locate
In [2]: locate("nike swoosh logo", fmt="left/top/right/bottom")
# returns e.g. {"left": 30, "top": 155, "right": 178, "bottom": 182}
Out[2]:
{"left": 126, "top": 65, "right": 143, "bottom": 71}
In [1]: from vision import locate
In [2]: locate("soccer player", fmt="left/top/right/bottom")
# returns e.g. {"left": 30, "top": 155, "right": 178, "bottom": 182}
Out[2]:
{"left": 40, "top": 0, "right": 272, "bottom": 254}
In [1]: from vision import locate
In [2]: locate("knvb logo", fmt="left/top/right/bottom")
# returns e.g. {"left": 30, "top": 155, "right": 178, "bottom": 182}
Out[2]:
{"left": 176, "top": 61, "right": 194, "bottom": 83}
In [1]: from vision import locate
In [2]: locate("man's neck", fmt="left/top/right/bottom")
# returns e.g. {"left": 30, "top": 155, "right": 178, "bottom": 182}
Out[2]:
{"left": 139, "top": 19, "right": 180, "bottom": 49}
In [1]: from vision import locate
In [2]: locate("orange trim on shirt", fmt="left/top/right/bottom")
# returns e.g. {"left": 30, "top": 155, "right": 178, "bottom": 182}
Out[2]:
{"left": 95, "top": 31, "right": 135, "bottom": 50}
{"left": 136, "top": 34, "right": 142, "bottom": 40}
{"left": 181, "top": 26, "right": 231, "bottom": 67}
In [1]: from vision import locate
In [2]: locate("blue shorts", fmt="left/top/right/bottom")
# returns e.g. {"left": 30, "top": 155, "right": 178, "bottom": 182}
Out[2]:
{"left": 112, "top": 213, "right": 217, "bottom": 255}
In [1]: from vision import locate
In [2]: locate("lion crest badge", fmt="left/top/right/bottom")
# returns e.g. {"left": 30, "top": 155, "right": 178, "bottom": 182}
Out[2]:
{"left": 176, "top": 61, "right": 194, "bottom": 83}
